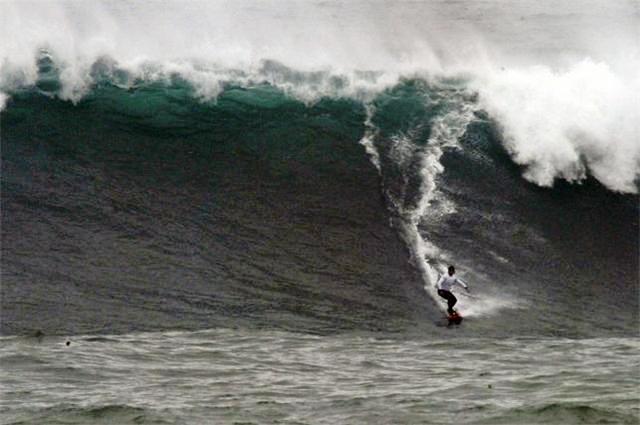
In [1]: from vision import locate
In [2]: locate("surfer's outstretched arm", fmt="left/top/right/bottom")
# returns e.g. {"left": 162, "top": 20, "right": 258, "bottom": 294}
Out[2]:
{"left": 457, "top": 278, "right": 470, "bottom": 291}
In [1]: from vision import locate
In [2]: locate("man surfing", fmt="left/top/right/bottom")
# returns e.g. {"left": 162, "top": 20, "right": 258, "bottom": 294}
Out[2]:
{"left": 435, "top": 265, "right": 469, "bottom": 315}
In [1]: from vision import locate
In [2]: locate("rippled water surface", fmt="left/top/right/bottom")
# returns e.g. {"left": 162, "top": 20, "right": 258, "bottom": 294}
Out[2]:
{"left": 2, "top": 330, "right": 638, "bottom": 424}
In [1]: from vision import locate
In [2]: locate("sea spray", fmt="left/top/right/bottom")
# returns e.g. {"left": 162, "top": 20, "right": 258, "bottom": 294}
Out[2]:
{"left": 3, "top": 0, "right": 637, "bottom": 189}
{"left": 474, "top": 59, "right": 640, "bottom": 193}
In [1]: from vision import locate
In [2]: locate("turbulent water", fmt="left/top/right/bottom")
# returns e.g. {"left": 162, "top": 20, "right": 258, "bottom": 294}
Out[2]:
{"left": 1, "top": 1, "right": 639, "bottom": 424}
{"left": 2, "top": 331, "right": 639, "bottom": 424}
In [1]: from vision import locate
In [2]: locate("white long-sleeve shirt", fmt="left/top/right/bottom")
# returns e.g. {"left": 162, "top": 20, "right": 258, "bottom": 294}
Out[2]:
{"left": 436, "top": 274, "right": 468, "bottom": 292}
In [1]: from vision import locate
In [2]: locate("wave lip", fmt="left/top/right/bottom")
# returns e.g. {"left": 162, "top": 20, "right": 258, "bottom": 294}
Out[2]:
{"left": 475, "top": 59, "right": 640, "bottom": 194}
{"left": 3, "top": 0, "right": 638, "bottom": 193}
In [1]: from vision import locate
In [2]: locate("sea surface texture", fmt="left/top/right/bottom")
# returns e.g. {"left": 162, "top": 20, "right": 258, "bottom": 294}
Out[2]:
{"left": 1, "top": 1, "right": 638, "bottom": 424}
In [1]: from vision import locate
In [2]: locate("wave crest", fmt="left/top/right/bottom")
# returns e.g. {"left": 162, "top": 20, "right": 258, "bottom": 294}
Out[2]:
{"left": 475, "top": 59, "right": 640, "bottom": 193}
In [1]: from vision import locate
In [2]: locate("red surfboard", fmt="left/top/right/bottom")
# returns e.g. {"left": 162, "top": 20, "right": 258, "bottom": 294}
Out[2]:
{"left": 448, "top": 311, "right": 463, "bottom": 325}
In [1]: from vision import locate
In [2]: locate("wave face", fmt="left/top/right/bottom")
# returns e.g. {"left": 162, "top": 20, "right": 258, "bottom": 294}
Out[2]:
{"left": 1, "top": 79, "right": 434, "bottom": 335}
{"left": 1, "top": 0, "right": 638, "bottom": 337}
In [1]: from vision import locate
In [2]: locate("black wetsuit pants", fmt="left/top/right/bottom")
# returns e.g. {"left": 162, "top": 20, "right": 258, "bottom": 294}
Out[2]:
{"left": 438, "top": 289, "right": 457, "bottom": 314}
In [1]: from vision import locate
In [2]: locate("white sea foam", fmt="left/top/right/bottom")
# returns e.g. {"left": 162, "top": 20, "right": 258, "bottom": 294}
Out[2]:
{"left": 377, "top": 90, "right": 478, "bottom": 313}
{"left": 455, "top": 292, "right": 526, "bottom": 318}
{"left": 1, "top": 0, "right": 637, "bottom": 193}
{"left": 475, "top": 59, "right": 640, "bottom": 193}
{"left": 359, "top": 104, "right": 382, "bottom": 172}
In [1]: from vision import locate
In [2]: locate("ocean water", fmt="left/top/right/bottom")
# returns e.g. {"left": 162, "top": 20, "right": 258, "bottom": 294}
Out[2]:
{"left": 1, "top": 1, "right": 639, "bottom": 424}
{"left": 2, "top": 331, "right": 639, "bottom": 424}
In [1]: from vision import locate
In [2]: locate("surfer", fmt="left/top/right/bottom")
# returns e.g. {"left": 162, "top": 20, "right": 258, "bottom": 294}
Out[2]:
{"left": 436, "top": 265, "right": 469, "bottom": 314}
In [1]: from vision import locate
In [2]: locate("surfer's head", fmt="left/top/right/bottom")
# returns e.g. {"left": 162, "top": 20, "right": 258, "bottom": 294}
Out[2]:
{"left": 448, "top": 265, "right": 455, "bottom": 275}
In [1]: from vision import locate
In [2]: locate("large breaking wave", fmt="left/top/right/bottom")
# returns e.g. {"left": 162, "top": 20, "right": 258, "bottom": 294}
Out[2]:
{"left": 1, "top": 0, "right": 638, "bottom": 336}
{"left": 2, "top": 0, "right": 638, "bottom": 192}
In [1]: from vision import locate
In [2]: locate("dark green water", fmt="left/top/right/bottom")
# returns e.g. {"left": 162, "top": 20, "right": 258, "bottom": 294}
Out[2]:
{"left": 2, "top": 73, "right": 637, "bottom": 337}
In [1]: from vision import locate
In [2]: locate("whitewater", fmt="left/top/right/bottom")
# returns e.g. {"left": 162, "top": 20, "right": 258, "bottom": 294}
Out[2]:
{"left": 2, "top": 0, "right": 639, "bottom": 192}
{"left": 1, "top": 1, "right": 639, "bottom": 424}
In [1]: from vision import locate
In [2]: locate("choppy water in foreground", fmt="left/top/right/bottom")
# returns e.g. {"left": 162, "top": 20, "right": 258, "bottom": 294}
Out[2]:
{"left": 2, "top": 330, "right": 639, "bottom": 425}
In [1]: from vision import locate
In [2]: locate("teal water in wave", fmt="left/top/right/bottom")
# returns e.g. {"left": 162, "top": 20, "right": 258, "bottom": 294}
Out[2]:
{"left": 2, "top": 330, "right": 639, "bottom": 425}
{"left": 2, "top": 71, "right": 638, "bottom": 424}
{"left": 3, "top": 78, "right": 637, "bottom": 337}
